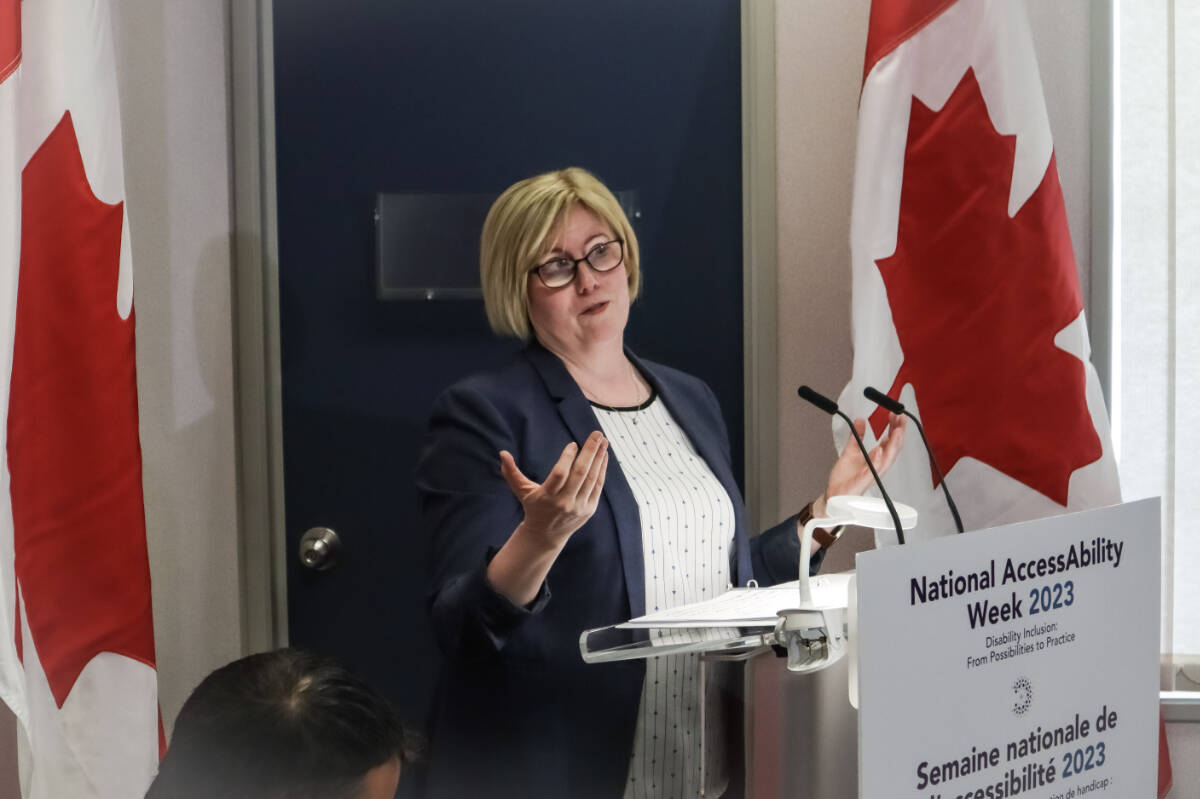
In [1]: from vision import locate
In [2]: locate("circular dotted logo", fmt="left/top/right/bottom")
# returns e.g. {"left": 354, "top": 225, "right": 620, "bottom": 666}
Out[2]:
{"left": 1012, "top": 677, "right": 1033, "bottom": 716}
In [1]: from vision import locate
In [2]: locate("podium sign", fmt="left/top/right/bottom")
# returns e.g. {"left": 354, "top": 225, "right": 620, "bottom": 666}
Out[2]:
{"left": 855, "top": 499, "right": 1160, "bottom": 799}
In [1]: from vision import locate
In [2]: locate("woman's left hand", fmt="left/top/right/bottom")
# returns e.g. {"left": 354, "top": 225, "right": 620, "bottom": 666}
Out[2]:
{"left": 821, "top": 412, "right": 907, "bottom": 503}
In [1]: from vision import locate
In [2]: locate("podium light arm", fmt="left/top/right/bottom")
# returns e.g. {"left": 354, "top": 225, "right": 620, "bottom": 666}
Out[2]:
{"left": 799, "top": 515, "right": 848, "bottom": 605}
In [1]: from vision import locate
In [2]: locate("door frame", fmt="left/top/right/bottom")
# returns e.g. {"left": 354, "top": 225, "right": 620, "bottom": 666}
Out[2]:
{"left": 741, "top": 0, "right": 781, "bottom": 534}
{"left": 227, "top": 0, "right": 782, "bottom": 651}
{"left": 229, "top": 0, "right": 287, "bottom": 652}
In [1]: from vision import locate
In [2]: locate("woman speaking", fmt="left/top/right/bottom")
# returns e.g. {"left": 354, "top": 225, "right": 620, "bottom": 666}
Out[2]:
{"left": 416, "top": 168, "right": 905, "bottom": 798}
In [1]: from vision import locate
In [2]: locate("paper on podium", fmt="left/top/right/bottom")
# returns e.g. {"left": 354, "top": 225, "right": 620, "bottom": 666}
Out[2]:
{"left": 618, "top": 573, "right": 854, "bottom": 629}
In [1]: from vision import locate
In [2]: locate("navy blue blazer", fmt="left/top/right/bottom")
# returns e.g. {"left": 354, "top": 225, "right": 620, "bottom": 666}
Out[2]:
{"left": 416, "top": 342, "right": 816, "bottom": 799}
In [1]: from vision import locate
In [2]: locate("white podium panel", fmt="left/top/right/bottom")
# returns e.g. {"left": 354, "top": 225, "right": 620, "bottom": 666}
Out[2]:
{"left": 855, "top": 499, "right": 1160, "bottom": 799}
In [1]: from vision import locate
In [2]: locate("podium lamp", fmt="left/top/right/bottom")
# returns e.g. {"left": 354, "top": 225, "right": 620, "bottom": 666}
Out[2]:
{"left": 776, "top": 495, "right": 918, "bottom": 673}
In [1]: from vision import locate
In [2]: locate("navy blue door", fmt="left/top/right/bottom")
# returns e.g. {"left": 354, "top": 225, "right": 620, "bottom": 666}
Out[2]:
{"left": 273, "top": 1, "right": 743, "bottom": 791}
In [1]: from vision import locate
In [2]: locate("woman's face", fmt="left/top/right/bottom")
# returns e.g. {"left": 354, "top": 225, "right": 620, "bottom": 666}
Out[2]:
{"left": 526, "top": 204, "right": 630, "bottom": 357}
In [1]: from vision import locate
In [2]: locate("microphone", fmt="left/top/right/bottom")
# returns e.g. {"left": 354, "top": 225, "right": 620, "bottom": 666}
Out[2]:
{"left": 863, "top": 387, "right": 964, "bottom": 534}
{"left": 862, "top": 386, "right": 903, "bottom": 415}
{"left": 797, "top": 385, "right": 906, "bottom": 545}
{"left": 797, "top": 385, "right": 839, "bottom": 415}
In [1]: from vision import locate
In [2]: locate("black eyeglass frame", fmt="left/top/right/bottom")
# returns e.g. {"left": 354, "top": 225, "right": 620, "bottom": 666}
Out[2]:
{"left": 530, "top": 239, "right": 625, "bottom": 289}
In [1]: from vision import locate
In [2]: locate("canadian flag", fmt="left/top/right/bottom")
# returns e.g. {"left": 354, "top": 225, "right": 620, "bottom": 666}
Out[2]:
{"left": 838, "top": 0, "right": 1169, "bottom": 794}
{"left": 1, "top": 1, "right": 160, "bottom": 797}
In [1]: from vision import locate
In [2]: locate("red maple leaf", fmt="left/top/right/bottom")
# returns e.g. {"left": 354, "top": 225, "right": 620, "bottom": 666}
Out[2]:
{"left": 868, "top": 68, "right": 1101, "bottom": 506}
{"left": 8, "top": 111, "right": 156, "bottom": 707}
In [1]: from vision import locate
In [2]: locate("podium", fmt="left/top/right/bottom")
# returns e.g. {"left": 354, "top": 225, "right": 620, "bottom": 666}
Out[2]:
{"left": 580, "top": 499, "right": 1162, "bottom": 799}
{"left": 579, "top": 495, "right": 916, "bottom": 797}
{"left": 581, "top": 495, "right": 917, "bottom": 672}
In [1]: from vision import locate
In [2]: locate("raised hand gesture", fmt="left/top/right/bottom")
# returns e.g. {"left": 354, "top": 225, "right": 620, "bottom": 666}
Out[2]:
{"left": 499, "top": 431, "right": 610, "bottom": 550}
{"left": 486, "top": 432, "right": 610, "bottom": 606}
{"left": 821, "top": 412, "right": 907, "bottom": 507}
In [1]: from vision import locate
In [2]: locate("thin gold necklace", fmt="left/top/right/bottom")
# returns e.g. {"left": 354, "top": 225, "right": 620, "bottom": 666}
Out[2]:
{"left": 582, "top": 360, "right": 646, "bottom": 408}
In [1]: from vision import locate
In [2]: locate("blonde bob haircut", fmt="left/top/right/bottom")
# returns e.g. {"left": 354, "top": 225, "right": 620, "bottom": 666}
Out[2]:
{"left": 480, "top": 167, "right": 641, "bottom": 340}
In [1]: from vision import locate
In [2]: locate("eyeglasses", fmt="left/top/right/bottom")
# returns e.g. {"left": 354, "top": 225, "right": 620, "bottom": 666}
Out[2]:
{"left": 531, "top": 240, "right": 624, "bottom": 289}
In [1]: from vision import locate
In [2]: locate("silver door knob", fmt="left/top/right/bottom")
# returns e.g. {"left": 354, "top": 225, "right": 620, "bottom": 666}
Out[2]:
{"left": 299, "top": 527, "right": 341, "bottom": 571}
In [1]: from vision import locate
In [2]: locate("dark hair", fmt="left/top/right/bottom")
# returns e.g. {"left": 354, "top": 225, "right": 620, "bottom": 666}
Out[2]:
{"left": 146, "top": 648, "right": 406, "bottom": 799}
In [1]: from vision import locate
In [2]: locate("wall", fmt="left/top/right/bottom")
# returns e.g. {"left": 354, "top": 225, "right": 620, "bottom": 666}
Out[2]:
{"left": 775, "top": 0, "right": 871, "bottom": 522}
{"left": 111, "top": 0, "right": 243, "bottom": 734}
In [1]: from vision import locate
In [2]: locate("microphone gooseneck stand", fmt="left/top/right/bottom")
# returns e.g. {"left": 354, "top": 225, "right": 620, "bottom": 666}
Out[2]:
{"left": 797, "top": 385, "right": 906, "bottom": 545}
{"left": 863, "top": 386, "right": 964, "bottom": 534}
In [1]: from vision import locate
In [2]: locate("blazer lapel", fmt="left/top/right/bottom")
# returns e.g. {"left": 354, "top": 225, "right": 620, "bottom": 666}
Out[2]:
{"left": 524, "top": 342, "right": 647, "bottom": 619}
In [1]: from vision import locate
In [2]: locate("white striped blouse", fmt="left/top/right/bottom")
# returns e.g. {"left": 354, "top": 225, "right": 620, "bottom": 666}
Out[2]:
{"left": 591, "top": 393, "right": 736, "bottom": 799}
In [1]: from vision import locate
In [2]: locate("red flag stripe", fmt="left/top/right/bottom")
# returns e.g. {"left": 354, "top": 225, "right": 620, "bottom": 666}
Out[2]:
{"left": 0, "top": 0, "right": 18, "bottom": 83}
{"left": 863, "top": 0, "right": 958, "bottom": 85}
{"left": 1158, "top": 711, "right": 1172, "bottom": 798}
{"left": 12, "top": 590, "right": 20, "bottom": 664}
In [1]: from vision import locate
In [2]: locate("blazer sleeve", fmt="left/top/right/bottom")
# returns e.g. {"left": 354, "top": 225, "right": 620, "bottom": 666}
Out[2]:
{"left": 416, "top": 382, "right": 551, "bottom": 663}
{"left": 750, "top": 514, "right": 825, "bottom": 585}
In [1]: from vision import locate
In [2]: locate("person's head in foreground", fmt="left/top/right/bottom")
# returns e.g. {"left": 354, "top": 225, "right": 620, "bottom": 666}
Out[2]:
{"left": 145, "top": 648, "right": 405, "bottom": 799}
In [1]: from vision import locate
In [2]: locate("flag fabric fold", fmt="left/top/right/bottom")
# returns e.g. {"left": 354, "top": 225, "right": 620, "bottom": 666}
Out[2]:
{"left": 1, "top": 1, "right": 159, "bottom": 796}
{"left": 840, "top": 0, "right": 1169, "bottom": 794}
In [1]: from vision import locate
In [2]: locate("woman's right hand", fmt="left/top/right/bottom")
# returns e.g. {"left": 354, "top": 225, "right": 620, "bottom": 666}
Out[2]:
{"left": 499, "top": 430, "right": 609, "bottom": 552}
